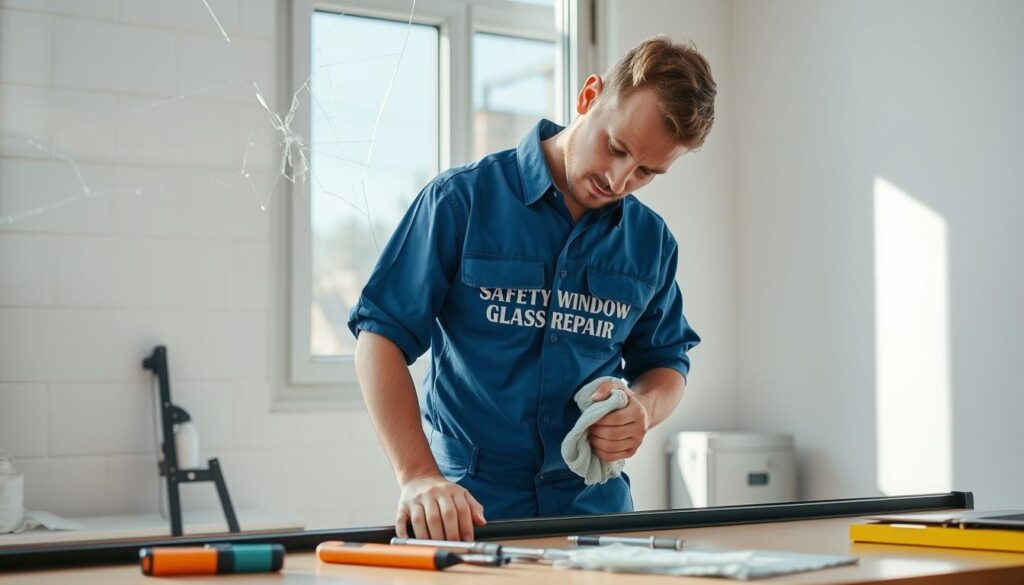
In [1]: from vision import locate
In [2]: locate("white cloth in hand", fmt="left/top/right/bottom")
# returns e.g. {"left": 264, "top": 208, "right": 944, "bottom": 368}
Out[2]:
{"left": 560, "top": 376, "right": 629, "bottom": 485}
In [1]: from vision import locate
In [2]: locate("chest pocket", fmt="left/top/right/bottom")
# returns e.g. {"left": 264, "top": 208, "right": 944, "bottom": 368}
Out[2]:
{"left": 462, "top": 256, "right": 546, "bottom": 289}
{"left": 586, "top": 267, "right": 656, "bottom": 312}
{"left": 576, "top": 267, "right": 657, "bottom": 359}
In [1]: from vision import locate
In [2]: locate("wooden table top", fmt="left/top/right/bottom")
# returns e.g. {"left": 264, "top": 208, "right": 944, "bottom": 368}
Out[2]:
{"left": 4, "top": 515, "right": 1024, "bottom": 584}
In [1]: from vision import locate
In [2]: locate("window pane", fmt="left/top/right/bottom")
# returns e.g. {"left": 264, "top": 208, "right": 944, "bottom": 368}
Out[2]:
{"left": 473, "top": 33, "right": 557, "bottom": 159}
{"left": 309, "top": 12, "right": 439, "bottom": 358}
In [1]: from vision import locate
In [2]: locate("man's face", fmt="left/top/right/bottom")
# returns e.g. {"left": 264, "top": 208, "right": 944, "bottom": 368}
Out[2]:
{"left": 563, "top": 81, "right": 688, "bottom": 215}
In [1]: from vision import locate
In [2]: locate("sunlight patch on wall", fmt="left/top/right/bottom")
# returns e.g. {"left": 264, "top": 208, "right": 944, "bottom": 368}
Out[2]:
{"left": 874, "top": 176, "right": 952, "bottom": 495}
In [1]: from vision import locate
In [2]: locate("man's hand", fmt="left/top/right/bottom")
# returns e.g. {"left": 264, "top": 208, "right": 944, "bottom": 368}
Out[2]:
{"left": 587, "top": 380, "right": 651, "bottom": 462}
{"left": 396, "top": 474, "right": 486, "bottom": 541}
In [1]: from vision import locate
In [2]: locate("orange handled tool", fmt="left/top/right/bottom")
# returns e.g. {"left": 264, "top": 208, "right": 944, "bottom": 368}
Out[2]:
{"left": 316, "top": 541, "right": 506, "bottom": 570}
{"left": 317, "top": 541, "right": 459, "bottom": 570}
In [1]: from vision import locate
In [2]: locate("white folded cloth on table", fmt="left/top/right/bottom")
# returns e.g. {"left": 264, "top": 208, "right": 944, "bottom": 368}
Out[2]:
{"left": 553, "top": 543, "right": 858, "bottom": 581}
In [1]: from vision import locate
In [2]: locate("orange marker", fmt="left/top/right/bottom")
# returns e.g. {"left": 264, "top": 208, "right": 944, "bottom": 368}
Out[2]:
{"left": 139, "top": 544, "right": 284, "bottom": 576}
{"left": 316, "top": 541, "right": 506, "bottom": 570}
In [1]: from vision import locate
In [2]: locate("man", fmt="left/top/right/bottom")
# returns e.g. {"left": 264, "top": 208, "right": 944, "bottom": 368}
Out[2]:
{"left": 348, "top": 35, "right": 715, "bottom": 541}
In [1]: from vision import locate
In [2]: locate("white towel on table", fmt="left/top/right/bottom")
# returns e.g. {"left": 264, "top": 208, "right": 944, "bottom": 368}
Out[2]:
{"left": 553, "top": 543, "right": 859, "bottom": 581}
{"left": 560, "top": 376, "right": 630, "bottom": 485}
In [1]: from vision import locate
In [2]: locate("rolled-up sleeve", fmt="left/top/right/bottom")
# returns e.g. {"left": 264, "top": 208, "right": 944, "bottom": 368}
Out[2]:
{"left": 347, "top": 181, "right": 463, "bottom": 365}
{"left": 621, "top": 238, "right": 700, "bottom": 383}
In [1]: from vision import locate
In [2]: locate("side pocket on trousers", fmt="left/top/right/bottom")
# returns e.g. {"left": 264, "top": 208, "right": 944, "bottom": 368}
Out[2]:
{"left": 427, "top": 428, "right": 476, "bottom": 484}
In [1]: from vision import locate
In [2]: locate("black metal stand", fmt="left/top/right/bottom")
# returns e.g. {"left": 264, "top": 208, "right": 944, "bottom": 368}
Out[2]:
{"left": 142, "top": 345, "right": 240, "bottom": 537}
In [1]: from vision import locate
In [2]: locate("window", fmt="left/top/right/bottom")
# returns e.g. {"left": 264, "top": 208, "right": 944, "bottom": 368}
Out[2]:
{"left": 472, "top": 32, "right": 557, "bottom": 158}
{"left": 288, "top": 0, "right": 593, "bottom": 394}
{"left": 308, "top": 13, "right": 440, "bottom": 358}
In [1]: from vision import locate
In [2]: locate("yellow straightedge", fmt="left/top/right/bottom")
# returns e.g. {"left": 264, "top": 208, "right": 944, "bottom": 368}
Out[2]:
{"left": 850, "top": 523, "right": 1024, "bottom": 553}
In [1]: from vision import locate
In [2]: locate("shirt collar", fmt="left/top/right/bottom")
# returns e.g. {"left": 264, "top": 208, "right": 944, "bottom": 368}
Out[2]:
{"left": 515, "top": 118, "right": 627, "bottom": 227}
{"left": 516, "top": 119, "right": 563, "bottom": 206}
{"left": 603, "top": 195, "right": 627, "bottom": 228}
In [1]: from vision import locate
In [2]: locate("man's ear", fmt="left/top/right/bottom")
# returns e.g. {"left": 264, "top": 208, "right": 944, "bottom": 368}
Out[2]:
{"left": 576, "top": 74, "right": 604, "bottom": 115}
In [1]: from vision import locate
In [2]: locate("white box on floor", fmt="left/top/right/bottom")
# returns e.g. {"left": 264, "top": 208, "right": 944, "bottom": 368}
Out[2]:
{"left": 668, "top": 432, "right": 797, "bottom": 508}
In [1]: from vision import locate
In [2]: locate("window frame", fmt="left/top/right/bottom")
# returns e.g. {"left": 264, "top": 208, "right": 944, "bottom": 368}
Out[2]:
{"left": 285, "top": 0, "right": 589, "bottom": 399}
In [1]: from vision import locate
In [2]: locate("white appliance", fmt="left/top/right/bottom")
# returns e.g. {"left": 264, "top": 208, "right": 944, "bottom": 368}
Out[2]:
{"left": 668, "top": 432, "right": 797, "bottom": 508}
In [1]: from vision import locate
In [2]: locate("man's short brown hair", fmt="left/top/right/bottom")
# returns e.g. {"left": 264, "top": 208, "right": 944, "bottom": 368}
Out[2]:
{"left": 603, "top": 35, "right": 717, "bottom": 149}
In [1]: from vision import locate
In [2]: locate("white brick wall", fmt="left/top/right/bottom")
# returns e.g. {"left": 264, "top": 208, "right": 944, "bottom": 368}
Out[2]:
{"left": 0, "top": 384, "right": 48, "bottom": 456}
{"left": 0, "top": 8, "right": 52, "bottom": 85}
{"left": 0, "top": 159, "right": 113, "bottom": 233}
{"left": 52, "top": 17, "right": 177, "bottom": 95}
{"left": 0, "top": 1, "right": 399, "bottom": 532}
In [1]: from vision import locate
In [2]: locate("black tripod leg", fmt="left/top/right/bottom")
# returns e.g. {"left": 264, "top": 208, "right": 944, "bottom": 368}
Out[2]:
{"left": 209, "top": 458, "right": 241, "bottom": 533}
{"left": 144, "top": 346, "right": 184, "bottom": 537}
{"left": 168, "top": 473, "right": 183, "bottom": 537}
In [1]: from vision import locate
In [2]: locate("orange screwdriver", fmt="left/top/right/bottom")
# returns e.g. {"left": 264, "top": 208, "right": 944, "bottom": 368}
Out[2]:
{"left": 316, "top": 541, "right": 509, "bottom": 570}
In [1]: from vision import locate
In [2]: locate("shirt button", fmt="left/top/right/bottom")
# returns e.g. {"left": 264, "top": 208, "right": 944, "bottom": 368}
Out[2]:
{"left": 549, "top": 333, "right": 558, "bottom": 342}
{"left": 559, "top": 269, "right": 568, "bottom": 279}
{"left": 542, "top": 416, "right": 551, "bottom": 426}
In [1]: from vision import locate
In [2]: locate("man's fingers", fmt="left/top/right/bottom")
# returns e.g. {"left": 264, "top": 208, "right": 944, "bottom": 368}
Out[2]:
{"left": 595, "top": 450, "right": 634, "bottom": 462}
{"left": 590, "top": 380, "right": 620, "bottom": 401}
{"left": 589, "top": 434, "right": 636, "bottom": 452}
{"left": 593, "top": 445, "right": 638, "bottom": 462}
{"left": 592, "top": 411, "right": 632, "bottom": 427}
{"left": 395, "top": 507, "right": 410, "bottom": 539}
{"left": 420, "top": 498, "right": 445, "bottom": 540}
{"left": 589, "top": 422, "right": 641, "bottom": 441}
{"left": 594, "top": 401, "right": 645, "bottom": 425}
{"left": 593, "top": 444, "right": 636, "bottom": 457}
{"left": 589, "top": 428, "right": 642, "bottom": 462}
{"left": 437, "top": 495, "right": 461, "bottom": 541}
{"left": 399, "top": 477, "right": 487, "bottom": 542}
{"left": 408, "top": 503, "right": 429, "bottom": 539}
{"left": 466, "top": 492, "right": 487, "bottom": 526}
{"left": 454, "top": 493, "right": 475, "bottom": 541}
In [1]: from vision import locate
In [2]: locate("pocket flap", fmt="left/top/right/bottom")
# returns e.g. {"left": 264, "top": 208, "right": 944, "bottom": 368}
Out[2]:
{"left": 427, "top": 425, "right": 477, "bottom": 482}
{"left": 586, "top": 267, "right": 655, "bottom": 308}
{"left": 462, "top": 256, "right": 545, "bottom": 289}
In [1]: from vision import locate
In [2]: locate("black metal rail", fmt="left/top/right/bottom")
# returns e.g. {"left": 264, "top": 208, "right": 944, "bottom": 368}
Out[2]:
{"left": 0, "top": 491, "right": 972, "bottom": 571}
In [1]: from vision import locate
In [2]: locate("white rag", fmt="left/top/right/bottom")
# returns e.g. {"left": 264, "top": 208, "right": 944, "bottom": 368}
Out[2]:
{"left": 553, "top": 544, "right": 859, "bottom": 581}
{"left": 560, "top": 376, "right": 630, "bottom": 485}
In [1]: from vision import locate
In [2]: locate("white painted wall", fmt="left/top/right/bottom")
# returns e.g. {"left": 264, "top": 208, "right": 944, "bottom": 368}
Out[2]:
{"left": 606, "top": 0, "right": 1024, "bottom": 511}
{"left": 732, "top": 0, "right": 1024, "bottom": 507}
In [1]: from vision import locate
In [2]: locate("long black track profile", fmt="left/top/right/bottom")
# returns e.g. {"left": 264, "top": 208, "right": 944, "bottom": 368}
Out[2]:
{"left": 0, "top": 491, "right": 973, "bottom": 571}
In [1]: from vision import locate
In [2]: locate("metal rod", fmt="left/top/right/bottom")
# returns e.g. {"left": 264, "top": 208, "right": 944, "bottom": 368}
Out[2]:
{"left": 209, "top": 458, "right": 241, "bottom": 533}
{"left": 1, "top": 492, "right": 974, "bottom": 570}
{"left": 142, "top": 346, "right": 183, "bottom": 537}
{"left": 568, "top": 534, "right": 684, "bottom": 550}
{"left": 391, "top": 537, "right": 570, "bottom": 561}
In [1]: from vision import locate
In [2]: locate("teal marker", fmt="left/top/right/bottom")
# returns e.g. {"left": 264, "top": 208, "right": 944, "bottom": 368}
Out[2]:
{"left": 209, "top": 544, "right": 283, "bottom": 573}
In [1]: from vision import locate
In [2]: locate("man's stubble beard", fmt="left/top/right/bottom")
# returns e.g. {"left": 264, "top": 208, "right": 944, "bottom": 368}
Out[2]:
{"left": 562, "top": 127, "right": 585, "bottom": 210}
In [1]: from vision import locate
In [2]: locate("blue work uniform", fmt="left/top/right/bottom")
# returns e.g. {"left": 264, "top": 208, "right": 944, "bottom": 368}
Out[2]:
{"left": 348, "top": 119, "right": 700, "bottom": 519}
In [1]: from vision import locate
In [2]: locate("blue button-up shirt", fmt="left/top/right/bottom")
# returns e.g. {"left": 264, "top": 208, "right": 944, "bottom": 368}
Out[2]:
{"left": 349, "top": 119, "right": 699, "bottom": 518}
